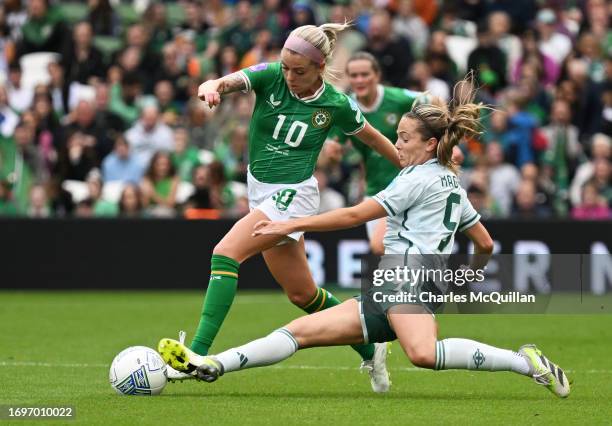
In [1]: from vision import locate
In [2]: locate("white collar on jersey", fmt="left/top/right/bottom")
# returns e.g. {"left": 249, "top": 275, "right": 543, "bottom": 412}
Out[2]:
{"left": 354, "top": 84, "right": 384, "bottom": 113}
{"left": 289, "top": 81, "right": 326, "bottom": 103}
{"left": 423, "top": 158, "right": 439, "bottom": 165}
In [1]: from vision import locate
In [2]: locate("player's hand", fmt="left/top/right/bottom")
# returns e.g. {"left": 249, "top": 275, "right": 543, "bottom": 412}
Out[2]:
{"left": 198, "top": 81, "right": 221, "bottom": 108}
{"left": 252, "top": 220, "right": 294, "bottom": 237}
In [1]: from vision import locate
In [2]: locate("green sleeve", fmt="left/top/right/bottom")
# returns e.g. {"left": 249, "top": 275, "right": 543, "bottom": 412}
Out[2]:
{"left": 334, "top": 95, "right": 366, "bottom": 136}
{"left": 109, "top": 84, "right": 139, "bottom": 126}
{"left": 238, "top": 62, "right": 281, "bottom": 94}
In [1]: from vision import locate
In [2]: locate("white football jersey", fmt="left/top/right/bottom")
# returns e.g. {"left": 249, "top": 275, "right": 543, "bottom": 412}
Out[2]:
{"left": 373, "top": 158, "right": 480, "bottom": 255}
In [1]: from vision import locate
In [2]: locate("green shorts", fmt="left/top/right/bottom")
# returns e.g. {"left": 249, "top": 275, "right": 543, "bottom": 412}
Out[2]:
{"left": 356, "top": 279, "right": 444, "bottom": 344}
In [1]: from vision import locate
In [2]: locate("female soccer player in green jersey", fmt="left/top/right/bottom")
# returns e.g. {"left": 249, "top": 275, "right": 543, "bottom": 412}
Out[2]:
{"left": 337, "top": 52, "right": 426, "bottom": 255}
{"left": 162, "top": 23, "right": 401, "bottom": 391}
{"left": 160, "top": 81, "right": 570, "bottom": 399}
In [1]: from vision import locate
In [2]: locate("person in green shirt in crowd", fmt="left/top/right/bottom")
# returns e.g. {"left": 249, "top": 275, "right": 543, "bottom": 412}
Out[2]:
{"left": 141, "top": 151, "right": 179, "bottom": 215}
{"left": 0, "top": 180, "right": 18, "bottom": 216}
{"left": 171, "top": 127, "right": 201, "bottom": 182}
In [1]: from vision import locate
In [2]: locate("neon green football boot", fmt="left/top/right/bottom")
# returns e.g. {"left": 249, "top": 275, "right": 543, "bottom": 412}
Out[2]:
{"left": 519, "top": 344, "right": 570, "bottom": 398}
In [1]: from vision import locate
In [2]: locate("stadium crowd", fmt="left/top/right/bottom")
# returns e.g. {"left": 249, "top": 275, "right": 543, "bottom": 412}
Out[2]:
{"left": 0, "top": 0, "right": 610, "bottom": 219}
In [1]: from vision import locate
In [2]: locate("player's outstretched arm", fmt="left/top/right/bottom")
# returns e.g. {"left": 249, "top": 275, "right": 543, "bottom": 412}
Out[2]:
{"left": 463, "top": 222, "right": 494, "bottom": 270}
{"left": 353, "top": 122, "right": 401, "bottom": 168}
{"left": 253, "top": 199, "right": 387, "bottom": 236}
{"left": 198, "top": 72, "right": 247, "bottom": 108}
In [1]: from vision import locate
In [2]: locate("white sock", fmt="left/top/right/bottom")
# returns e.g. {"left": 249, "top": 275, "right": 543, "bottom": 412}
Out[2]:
{"left": 214, "top": 328, "right": 299, "bottom": 373}
{"left": 436, "top": 338, "right": 530, "bottom": 375}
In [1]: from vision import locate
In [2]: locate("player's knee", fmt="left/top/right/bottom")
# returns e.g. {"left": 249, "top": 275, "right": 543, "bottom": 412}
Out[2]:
{"left": 286, "top": 290, "right": 315, "bottom": 307}
{"left": 406, "top": 344, "right": 435, "bottom": 369}
{"left": 213, "top": 240, "right": 236, "bottom": 258}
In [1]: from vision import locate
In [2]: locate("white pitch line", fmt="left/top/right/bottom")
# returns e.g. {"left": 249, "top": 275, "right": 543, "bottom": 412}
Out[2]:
{"left": 0, "top": 361, "right": 607, "bottom": 374}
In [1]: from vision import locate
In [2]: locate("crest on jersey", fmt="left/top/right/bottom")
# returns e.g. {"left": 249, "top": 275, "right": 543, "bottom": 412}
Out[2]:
{"left": 311, "top": 109, "right": 331, "bottom": 128}
{"left": 386, "top": 113, "right": 398, "bottom": 125}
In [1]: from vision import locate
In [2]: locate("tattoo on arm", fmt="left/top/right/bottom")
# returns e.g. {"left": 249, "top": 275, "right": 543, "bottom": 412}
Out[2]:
{"left": 218, "top": 72, "right": 247, "bottom": 95}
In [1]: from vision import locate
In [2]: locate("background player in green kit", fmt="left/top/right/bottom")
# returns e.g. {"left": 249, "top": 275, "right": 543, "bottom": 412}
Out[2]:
{"left": 331, "top": 52, "right": 426, "bottom": 255}
{"left": 159, "top": 23, "right": 400, "bottom": 392}
{"left": 160, "top": 80, "right": 570, "bottom": 399}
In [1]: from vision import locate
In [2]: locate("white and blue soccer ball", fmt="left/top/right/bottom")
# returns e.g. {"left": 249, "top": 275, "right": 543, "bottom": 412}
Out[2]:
{"left": 109, "top": 346, "right": 167, "bottom": 396}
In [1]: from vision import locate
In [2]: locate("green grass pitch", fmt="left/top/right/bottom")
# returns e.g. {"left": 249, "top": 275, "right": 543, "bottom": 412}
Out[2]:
{"left": 1, "top": 290, "right": 611, "bottom": 425}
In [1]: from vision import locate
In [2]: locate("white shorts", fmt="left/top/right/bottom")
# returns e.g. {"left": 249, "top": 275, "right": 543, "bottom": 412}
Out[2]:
{"left": 247, "top": 170, "right": 320, "bottom": 242}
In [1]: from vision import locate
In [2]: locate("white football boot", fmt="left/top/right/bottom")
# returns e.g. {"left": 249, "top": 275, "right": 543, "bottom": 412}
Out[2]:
{"left": 360, "top": 342, "right": 391, "bottom": 393}
{"left": 519, "top": 344, "right": 570, "bottom": 398}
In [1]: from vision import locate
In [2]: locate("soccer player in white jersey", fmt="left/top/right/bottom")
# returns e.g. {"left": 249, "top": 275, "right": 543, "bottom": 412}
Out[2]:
{"left": 159, "top": 80, "right": 570, "bottom": 398}
{"left": 160, "top": 23, "right": 400, "bottom": 391}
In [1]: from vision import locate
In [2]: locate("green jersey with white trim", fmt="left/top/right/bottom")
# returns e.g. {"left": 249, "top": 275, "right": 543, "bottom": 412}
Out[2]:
{"left": 330, "top": 85, "right": 424, "bottom": 195}
{"left": 239, "top": 62, "right": 365, "bottom": 184}
{"left": 373, "top": 159, "right": 480, "bottom": 255}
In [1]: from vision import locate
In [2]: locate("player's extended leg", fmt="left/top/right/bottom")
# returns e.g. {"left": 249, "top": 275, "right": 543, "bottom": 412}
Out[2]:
{"left": 387, "top": 305, "right": 570, "bottom": 397}
{"left": 194, "top": 299, "right": 365, "bottom": 381}
{"left": 262, "top": 237, "right": 376, "bottom": 361}
{"left": 190, "top": 209, "right": 285, "bottom": 356}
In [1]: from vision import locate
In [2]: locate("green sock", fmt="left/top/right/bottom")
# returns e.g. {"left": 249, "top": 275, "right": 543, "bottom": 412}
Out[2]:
{"left": 190, "top": 254, "right": 240, "bottom": 355}
{"left": 300, "top": 288, "right": 375, "bottom": 361}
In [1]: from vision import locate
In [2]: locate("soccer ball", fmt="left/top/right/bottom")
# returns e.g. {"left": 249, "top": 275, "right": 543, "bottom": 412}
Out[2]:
{"left": 109, "top": 346, "right": 167, "bottom": 395}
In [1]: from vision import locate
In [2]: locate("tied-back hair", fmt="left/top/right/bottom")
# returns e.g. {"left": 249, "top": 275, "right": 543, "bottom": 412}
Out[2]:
{"left": 404, "top": 75, "right": 484, "bottom": 174}
{"left": 289, "top": 22, "right": 351, "bottom": 81}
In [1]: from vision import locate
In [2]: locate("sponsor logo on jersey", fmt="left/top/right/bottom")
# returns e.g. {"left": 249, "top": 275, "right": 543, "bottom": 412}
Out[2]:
{"left": 267, "top": 93, "right": 281, "bottom": 108}
{"left": 311, "top": 109, "right": 331, "bottom": 128}
{"left": 386, "top": 113, "right": 398, "bottom": 125}
{"left": 249, "top": 63, "right": 268, "bottom": 72}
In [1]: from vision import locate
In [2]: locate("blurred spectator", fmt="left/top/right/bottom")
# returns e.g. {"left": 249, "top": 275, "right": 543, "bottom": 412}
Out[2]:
{"left": 27, "top": 184, "right": 50, "bottom": 217}
{"left": 87, "top": 0, "right": 120, "bottom": 37}
{"left": 56, "top": 131, "right": 97, "bottom": 182}
{"left": 511, "top": 179, "right": 552, "bottom": 218}
{"left": 219, "top": 0, "right": 255, "bottom": 58}
{"left": 591, "top": 158, "right": 612, "bottom": 206}
{"left": 0, "top": 84, "right": 19, "bottom": 138}
{"left": 536, "top": 8, "right": 572, "bottom": 66}
{"left": 118, "top": 183, "right": 144, "bottom": 218}
{"left": 392, "top": 0, "right": 429, "bottom": 59}
{"left": 466, "top": 183, "right": 501, "bottom": 219}
{"left": 488, "top": 11, "right": 521, "bottom": 79}
{"left": 140, "top": 151, "right": 179, "bottom": 216}
{"left": 502, "top": 91, "right": 538, "bottom": 167}
{"left": 102, "top": 134, "right": 143, "bottom": 184}
{"left": 316, "top": 139, "right": 351, "bottom": 199}
{"left": 571, "top": 180, "right": 611, "bottom": 220}
{"left": 109, "top": 71, "right": 143, "bottom": 127}
{"left": 540, "top": 99, "right": 583, "bottom": 213}
{"left": 74, "top": 197, "right": 94, "bottom": 217}
{"left": 62, "top": 99, "right": 112, "bottom": 162}
{"left": 565, "top": 58, "right": 603, "bottom": 140}
{"left": 46, "top": 175, "right": 74, "bottom": 217}
{"left": 153, "top": 43, "right": 189, "bottom": 102}
{"left": 143, "top": 3, "right": 173, "bottom": 54}
{"left": 215, "top": 124, "right": 248, "bottom": 183}
{"left": 185, "top": 164, "right": 212, "bottom": 210}
{"left": 6, "top": 63, "right": 33, "bottom": 113}
{"left": 61, "top": 21, "right": 106, "bottom": 86}
{"left": 0, "top": 179, "right": 17, "bottom": 216}
{"left": 512, "top": 29, "right": 559, "bottom": 88}
{"left": 467, "top": 20, "right": 507, "bottom": 94}
{"left": 155, "top": 80, "right": 181, "bottom": 126}
{"left": 17, "top": 0, "right": 67, "bottom": 56}
{"left": 601, "top": 79, "right": 612, "bottom": 137}
{"left": 365, "top": 10, "right": 413, "bottom": 87}
{"left": 85, "top": 168, "right": 117, "bottom": 216}
{"left": 172, "top": 127, "right": 200, "bottom": 182}
{"left": 314, "top": 168, "right": 345, "bottom": 213}
{"left": 206, "top": 160, "right": 235, "bottom": 211}
{"left": 409, "top": 60, "right": 450, "bottom": 101}
{"left": 485, "top": 141, "right": 521, "bottom": 216}
{"left": 125, "top": 104, "right": 174, "bottom": 169}
{"left": 93, "top": 83, "right": 125, "bottom": 136}
{"left": 424, "top": 31, "right": 458, "bottom": 86}
{"left": 13, "top": 121, "right": 47, "bottom": 182}
{"left": 570, "top": 133, "right": 611, "bottom": 206}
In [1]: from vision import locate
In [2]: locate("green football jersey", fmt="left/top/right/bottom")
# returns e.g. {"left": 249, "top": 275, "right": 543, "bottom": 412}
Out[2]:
{"left": 238, "top": 62, "right": 366, "bottom": 184}
{"left": 332, "top": 85, "right": 424, "bottom": 196}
